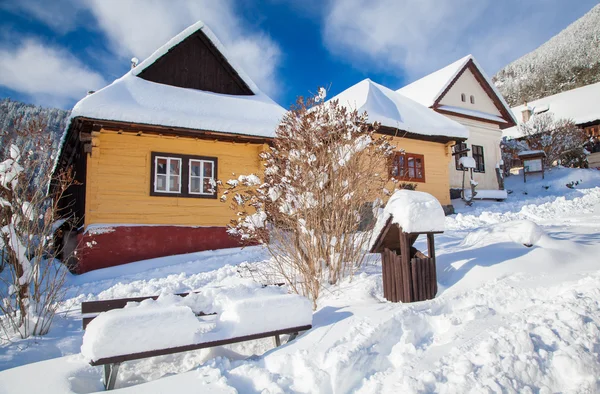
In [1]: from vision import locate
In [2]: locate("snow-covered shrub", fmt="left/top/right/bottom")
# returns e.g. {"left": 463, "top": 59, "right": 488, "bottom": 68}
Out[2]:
{"left": 517, "top": 112, "right": 587, "bottom": 167}
{"left": 0, "top": 116, "right": 74, "bottom": 339}
{"left": 223, "top": 89, "right": 396, "bottom": 308}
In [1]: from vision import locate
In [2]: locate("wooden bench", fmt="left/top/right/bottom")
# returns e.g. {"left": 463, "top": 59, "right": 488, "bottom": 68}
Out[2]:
{"left": 81, "top": 293, "right": 311, "bottom": 390}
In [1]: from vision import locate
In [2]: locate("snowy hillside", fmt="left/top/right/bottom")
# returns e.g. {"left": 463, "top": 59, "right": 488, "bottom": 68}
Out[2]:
{"left": 1, "top": 167, "right": 599, "bottom": 393}
{"left": 494, "top": 4, "right": 600, "bottom": 107}
{"left": 0, "top": 98, "right": 69, "bottom": 159}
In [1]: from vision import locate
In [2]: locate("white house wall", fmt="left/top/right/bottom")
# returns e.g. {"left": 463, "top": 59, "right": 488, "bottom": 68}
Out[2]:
{"left": 439, "top": 69, "right": 502, "bottom": 116}
{"left": 445, "top": 115, "right": 503, "bottom": 190}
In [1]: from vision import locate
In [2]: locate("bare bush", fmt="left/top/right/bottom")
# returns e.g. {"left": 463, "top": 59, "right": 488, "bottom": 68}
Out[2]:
{"left": 0, "top": 117, "right": 74, "bottom": 339}
{"left": 518, "top": 112, "right": 587, "bottom": 167}
{"left": 223, "top": 90, "right": 396, "bottom": 308}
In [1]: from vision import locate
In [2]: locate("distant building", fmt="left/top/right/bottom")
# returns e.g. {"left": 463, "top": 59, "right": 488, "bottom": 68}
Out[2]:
{"left": 503, "top": 81, "right": 600, "bottom": 139}
{"left": 398, "top": 55, "right": 517, "bottom": 195}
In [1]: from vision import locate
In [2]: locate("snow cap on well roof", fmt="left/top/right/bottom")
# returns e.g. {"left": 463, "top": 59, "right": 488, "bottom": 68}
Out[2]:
{"left": 503, "top": 81, "right": 600, "bottom": 139}
{"left": 397, "top": 55, "right": 517, "bottom": 125}
{"left": 370, "top": 190, "right": 445, "bottom": 250}
{"left": 69, "top": 21, "right": 285, "bottom": 138}
{"left": 329, "top": 79, "right": 468, "bottom": 139}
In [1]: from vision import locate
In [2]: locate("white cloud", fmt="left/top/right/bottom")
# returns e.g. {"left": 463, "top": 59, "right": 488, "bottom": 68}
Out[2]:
{"left": 323, "top": 0, "right": 484, "bottom": 81}
{"left": 0, "top": 40, "right": 106, "bottom": 104}
{"left": 83, "top": 0, "right": 282, "bottom": 97}
{"left": 322, "top": 0, "right": 599, "bottom": 84}
{"left": 1, "top": 0, "right": 86, "bottom": 34}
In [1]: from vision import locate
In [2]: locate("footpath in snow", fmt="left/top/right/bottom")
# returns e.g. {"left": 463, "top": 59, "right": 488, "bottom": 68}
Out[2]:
{"left": 0, "top": 167, "right": 599, "bottom": 393}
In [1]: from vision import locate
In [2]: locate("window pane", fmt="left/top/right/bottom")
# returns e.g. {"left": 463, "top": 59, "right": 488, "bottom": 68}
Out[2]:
{"left": 409, "top": 167, "right": 415, "bottom": 178}
{"left": 170, "top": 175, "right": 180, "bottom": 192}
{"left": 416, "top": 158, "right": 422, "bottom": 168}
{"left": 170, "top": 159, "right": 180, "bottom": 175}
{"left": 156, "top": 158, "right": 167, "bottom": 174}
{"left": 156, "top": 174, "right": 167, "bottom": 191}
{"left": 407, "top": 157, "right": 415, "bottom": 168}
{"left": 190, "top": 177, "right": 201, "bottom": 193}
{"left": 203, "top": 161, "right": 213, "bottom": 177}
{"left": 190, "top": 161, "right": 201, "bottom": 177}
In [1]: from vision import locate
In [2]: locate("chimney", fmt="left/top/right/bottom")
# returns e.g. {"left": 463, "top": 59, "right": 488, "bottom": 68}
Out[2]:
{"left": 521, "top": 101, "right": 532, "bottom": 122}
{"left": 131, "top": 57, "right": 139, "bottom": 69}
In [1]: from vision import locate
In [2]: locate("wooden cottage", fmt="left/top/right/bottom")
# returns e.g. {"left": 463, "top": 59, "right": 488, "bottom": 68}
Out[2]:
{"left": 369, "top": 190, "right": 445, "bottom": 303}
{"left": 53, "top": 22, "right": 285, "bottom": 273}
{"left": 329, "top": 79, "right": 469, "bottom": 211}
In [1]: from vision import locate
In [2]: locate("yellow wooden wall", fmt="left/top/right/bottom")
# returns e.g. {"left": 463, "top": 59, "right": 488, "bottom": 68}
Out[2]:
{"left": 84, "top": 129, "right": 265, "bottom": 227}
{"left": 384, "top": 136, "right": 454, "bottom": 205}
{"left": 84, "top": 130, "right": 454, "bottom": 228}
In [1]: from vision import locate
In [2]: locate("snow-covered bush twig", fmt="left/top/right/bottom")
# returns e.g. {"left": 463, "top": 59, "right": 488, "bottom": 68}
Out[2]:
{"left": 223, "top": 89, "right": 396, "bottom": 308}
{"left": 513, "top": 112, "right": 587, "bottom": 167}
{"left": 0, "top": 116, "right": 75, "bottom": 339}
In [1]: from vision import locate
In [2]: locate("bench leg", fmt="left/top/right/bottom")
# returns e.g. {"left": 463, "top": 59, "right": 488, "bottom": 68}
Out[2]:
{"left": 103, "top": 363, "right": 120, "bottom": 391}
{"left": 274, "top": 334, "right": 281, "bottom": 347}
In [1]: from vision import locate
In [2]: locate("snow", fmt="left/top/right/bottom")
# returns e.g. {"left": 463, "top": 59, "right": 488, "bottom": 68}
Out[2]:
{"left": 437, "top": 105, "right": 508, "bottom": 124}
{"left": 371, "top": 190, "right": 445, "bottom": 248}
{"left": 504, "top": 81, "right": 600, "bottom": 139}
{"left": 464, "top": 189, "right": 508, "bottom": 200}
{"left": 2, "top": 167, "right": 600, "bottom": 393}
{"left": 458, "top": 156, "right": 476, "bottom": 168}
{"left": 81, "top": 298, "right": 208, "bottom": 362}
{"left": 396, "top": 55, "right": 471, "bottom": 108}
{"left": 519, "top": 150, "right": 546, "bottom": 156}
{"left": 329, "top": 79, "right": 469, "bottom": 139}
{"left": 81, "top": 290, "right": 311, "bottom": 362}
{"left": 461, "top": 220, "right": 547, "bottom": 247}
{"left": 70, "top": 71, "right": 285, "bottom": 139}
{"left": 397, "top": 55, "right": 517, "bottom": 125}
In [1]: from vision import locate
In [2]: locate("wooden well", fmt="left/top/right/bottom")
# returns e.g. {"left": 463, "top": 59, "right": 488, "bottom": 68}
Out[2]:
{"left": 370, "top": 217, "right": 441, "bottom": 303}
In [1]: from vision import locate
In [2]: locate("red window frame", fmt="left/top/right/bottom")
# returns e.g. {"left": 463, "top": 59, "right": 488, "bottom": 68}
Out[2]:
{"left": 390, "top": 152, "right": 426, "bottom": 183}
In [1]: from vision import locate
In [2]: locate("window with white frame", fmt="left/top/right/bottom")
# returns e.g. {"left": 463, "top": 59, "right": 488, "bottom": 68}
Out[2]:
{"left": 151, "top": 152, "right": 217, "bottom": 198}
{"left": 154, "top": 156, "right": 181, "bottom": 193}
{"left": 189, "top": 159, "right": 215, "bottom": 195}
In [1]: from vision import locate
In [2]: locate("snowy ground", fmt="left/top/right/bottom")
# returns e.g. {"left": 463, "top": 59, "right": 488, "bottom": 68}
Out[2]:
{"left": 1, "top": 167, "right": 599, "bottom": 393}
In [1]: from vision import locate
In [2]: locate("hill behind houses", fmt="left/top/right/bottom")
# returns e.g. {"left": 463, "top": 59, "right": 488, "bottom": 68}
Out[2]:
{"left": 493, "top": 4, "right": 600, "bottom": 107}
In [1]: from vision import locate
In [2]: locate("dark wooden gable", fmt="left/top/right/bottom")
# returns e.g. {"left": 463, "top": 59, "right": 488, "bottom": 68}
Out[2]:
{"left": 137, "top": 30, "right": 254, "bottom": 96}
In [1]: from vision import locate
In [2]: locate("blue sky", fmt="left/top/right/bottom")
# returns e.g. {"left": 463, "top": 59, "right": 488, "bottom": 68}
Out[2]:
{"left": 0, "top": 0, "right": 597, "bottom": 110}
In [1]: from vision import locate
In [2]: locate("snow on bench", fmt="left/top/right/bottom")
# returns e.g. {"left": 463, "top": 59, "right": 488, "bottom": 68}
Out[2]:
{"left": 80, "top": 287, "right": 312, "bottom": 390}
{"left": 464, "top": 189, "right": 508, "bottom": 200}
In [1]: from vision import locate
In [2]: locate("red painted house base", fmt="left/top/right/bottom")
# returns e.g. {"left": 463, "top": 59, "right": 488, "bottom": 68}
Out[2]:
{"left": 75, "top": 225, "right": 242, "bottom": 274}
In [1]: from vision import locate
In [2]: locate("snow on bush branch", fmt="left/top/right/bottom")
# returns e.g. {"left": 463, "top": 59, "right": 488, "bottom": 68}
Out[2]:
{"left": 0, "top": 116, "right": 75, "bottom": 339}
{"left": 222, "top": 88, "right": 397, "bottom": 308}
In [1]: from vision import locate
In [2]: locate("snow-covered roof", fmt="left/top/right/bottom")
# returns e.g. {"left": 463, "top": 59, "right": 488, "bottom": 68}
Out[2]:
{"left": 397, "top": 55, "right": 517, "bottom": 125}
{"left": 397, "top": 55, "right": 471, "bottom": 108}
{"left": 69, "top": 21, "right": 285, "bottom": 138}
{"left": 329, "top": 79, "right": 468, "bottom": 139}
{"left": 503, "top": 82, "right": 600, "bottom": 139}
